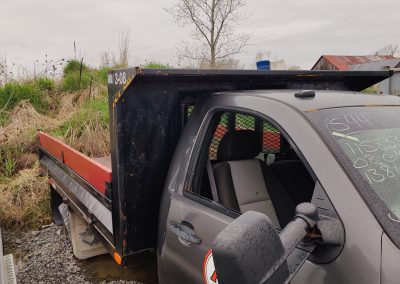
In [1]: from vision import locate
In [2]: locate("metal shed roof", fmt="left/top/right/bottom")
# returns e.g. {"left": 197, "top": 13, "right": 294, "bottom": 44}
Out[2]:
{"left": 349, "top": 58, "right": 400, "bottom": 71}
{"left": 312, "top": 55, "right": 396, "bottom": 70}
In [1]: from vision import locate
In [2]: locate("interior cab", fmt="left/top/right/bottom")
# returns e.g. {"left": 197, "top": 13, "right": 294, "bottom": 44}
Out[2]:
{"left": 190, "top": 110, "right": 315, "bottom": 228}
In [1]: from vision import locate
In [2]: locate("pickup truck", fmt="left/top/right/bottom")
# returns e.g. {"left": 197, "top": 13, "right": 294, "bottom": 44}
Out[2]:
{"left": 38, "top": 68, "right": 400, "bottom": 284}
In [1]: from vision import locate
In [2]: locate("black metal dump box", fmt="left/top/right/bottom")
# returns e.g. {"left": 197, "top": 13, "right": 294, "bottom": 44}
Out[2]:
{"left": 106, "top": 68, "right": 391, "bottom": 261}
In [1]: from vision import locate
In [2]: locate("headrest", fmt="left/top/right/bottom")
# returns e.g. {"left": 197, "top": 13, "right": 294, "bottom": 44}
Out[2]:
{"left": 217, "top": 130, "right": 261, "bottom": 162}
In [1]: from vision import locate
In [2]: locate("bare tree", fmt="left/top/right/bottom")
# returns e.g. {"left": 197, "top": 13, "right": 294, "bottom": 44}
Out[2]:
{"left": 0, "top": 56, "right": 13, "bottom": 87}
{"left": 199, "top": 57, "right": 243, "bottom": 69}
{"left": 99, "top": 30, "right": 131, "bottom": 68}
{"left": 100, "top": 50, "right": 113, "bottom": 68}
{"left": 374, "top": 44, "right": 400, "bottom": 57}
{"left": 118, "top": 30, "right": 130, "bottom": 67}
{"left": 288, "top": 65, "right": 300, "bottom": 70}
{"left": 255, "top": 50, "right": 271, "bottom": 62}
{"left": 166, "top": 0, "right": 250, "bottom": 69}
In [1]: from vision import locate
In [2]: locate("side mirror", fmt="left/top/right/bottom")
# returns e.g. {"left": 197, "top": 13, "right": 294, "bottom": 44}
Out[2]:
{"left": 211, "top": 203, "right": 319, "bottom": 284}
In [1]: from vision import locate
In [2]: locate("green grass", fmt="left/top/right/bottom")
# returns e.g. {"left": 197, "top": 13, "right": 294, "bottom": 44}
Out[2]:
{"left": 35, "top": 77, "right": 56, "bottom": 91}
{"left": 142, "top": 61, "right": 172, "bottom": 69}
{"left": 0, "top": 149, "right": 17, "bottom": 178}
{"left": 0, "top": 81, "right": 49, "bottom": 113}
{"left": 64, "top": 59, "right": 88, "bottom": 75}
{"left": 61, "top": 71, "right": 92, "bottom": 92}
{"left": 362, "top": 86, "right": 378, "bottom": 94}
{"left": 61, "top": 59, "right": 93, "bottom": 92}
{"left": 93, "top": 66, "right": 112, "bottom": 85}
{"left": 52, "top": 97, "right": 109, "bottom": 138}
{"left": 61, "top": 60, "right": 114, "bottom": 91}
{"left": 87, "top": 98, "right": 109, "bottom": 117}
{"left": 0, "top": 113, "right": 9, "bottom": 127}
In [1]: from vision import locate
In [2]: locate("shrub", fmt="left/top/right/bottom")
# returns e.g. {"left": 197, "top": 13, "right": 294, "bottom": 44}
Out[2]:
{"left": 142, "top": 61, "right": 172, "bottom": 69}
{"left": 35, "top": 77, "right": 56, "bottom": 91}
{"left": 93, "top": 66, "right": 112, "bottom": 85}
{"left": 63, "top": 59, "right": 88, "bottom": 75}
{"left": 61, "top": 71, "right": 91, "bottom": 92}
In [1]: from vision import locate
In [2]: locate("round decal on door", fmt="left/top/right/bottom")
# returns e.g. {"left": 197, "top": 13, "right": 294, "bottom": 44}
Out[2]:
{"left": 203, "top": 249, "right": 218, "bottom": 284}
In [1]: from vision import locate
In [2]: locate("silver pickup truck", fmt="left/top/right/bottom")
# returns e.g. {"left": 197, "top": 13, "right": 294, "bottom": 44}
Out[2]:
{"left": 39, "top": 68, "right": 400, "bottom": 283}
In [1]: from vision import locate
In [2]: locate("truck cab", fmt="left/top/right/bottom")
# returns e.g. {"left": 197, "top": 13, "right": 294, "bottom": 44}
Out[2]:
{"left": 39, "top": 68, "right": 400, "bottom": 283}
{"left": 158, "top": 88, "right": 400, "bottom": 284}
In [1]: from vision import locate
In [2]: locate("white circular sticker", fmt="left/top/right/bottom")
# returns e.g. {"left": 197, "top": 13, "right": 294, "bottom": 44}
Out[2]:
{"left": 203, "top": 249, "right": 218, "bottom": 284}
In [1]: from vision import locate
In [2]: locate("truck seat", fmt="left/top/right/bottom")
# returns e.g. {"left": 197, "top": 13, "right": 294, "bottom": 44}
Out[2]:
{"left": 213, "top": 130, "right": 295, "bottom": 228}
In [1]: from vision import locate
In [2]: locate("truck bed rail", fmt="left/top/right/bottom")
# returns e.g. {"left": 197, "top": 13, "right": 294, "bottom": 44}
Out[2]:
{"left": 38, "top": 132, "right": 114, "bottom": 253}
{"left": 38, "top": 132, "right": 112, "bottom": 196}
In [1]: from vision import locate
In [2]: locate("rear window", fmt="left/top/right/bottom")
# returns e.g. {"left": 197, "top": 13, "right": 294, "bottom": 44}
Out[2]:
{"left": 208, "top": 112, "right": 282, "bottom": 160}
{"left": 306, "top": 106, "right": 400, "bottom": 247}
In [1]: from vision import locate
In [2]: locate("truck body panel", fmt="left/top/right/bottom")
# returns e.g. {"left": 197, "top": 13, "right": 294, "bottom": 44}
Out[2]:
{"left": 107, "top": 68, "right": 391, "bottom": 259}
{"left": 38, "top": 68, "right": 395, "bottom": 279}
{"left": 158, "top": 91, "right": 386, "bottom": 284}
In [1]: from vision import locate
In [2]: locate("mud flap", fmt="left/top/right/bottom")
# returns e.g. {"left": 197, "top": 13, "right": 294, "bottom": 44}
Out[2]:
{"left": 59, "top": 204, "right": 107, "bottom": 259}
{"left": 50, "top": 186, "right": 64, "bottom": 226}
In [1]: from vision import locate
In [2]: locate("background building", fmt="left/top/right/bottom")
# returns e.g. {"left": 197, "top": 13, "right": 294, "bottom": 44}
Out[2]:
{"left": 349, "top": 59, "right": 400, "bottom": 95}
{"left": 311, "top": 55, "right": 396, "bottom": 71}
{"left": 312, "top": 55, "right": 400, "bottom": 95}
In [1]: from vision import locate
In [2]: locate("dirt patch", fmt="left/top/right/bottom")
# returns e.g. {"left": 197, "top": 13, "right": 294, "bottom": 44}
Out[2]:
{"left": 2, "top": 224, "right": 150, "bottom": 283}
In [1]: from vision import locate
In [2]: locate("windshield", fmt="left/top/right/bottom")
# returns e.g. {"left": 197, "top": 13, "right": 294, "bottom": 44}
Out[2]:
{"left": 307, "top": 106, "right": 400, "bottom": 246}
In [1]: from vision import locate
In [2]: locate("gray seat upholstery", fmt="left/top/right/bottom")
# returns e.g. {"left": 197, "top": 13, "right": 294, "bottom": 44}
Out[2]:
{"left": 213, "top": 130, "right": 285, "bottom": 228}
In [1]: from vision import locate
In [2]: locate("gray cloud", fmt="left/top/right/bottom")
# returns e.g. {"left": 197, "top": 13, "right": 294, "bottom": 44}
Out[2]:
{"left": 0, "top": 0, "right": 399, "bottom": 70}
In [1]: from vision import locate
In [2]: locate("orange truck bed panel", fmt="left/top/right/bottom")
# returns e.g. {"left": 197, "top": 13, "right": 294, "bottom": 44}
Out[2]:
{"left": 38, "top": 132, "right": 112, "bottom": 195}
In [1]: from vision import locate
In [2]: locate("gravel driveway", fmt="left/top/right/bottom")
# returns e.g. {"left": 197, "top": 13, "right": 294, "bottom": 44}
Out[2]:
{"left": 2, "top": 224, "right": 157, "bottom": 284}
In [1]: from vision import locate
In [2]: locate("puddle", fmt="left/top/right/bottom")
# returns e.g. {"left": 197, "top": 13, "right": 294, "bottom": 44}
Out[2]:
{"left": 80, "top": 251, "right": 158, "bottom": 283}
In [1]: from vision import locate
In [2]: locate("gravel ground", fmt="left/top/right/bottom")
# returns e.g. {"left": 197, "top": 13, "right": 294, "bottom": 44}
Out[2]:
{"left": 3, "top": 224, "right": 155, "bottom": 283}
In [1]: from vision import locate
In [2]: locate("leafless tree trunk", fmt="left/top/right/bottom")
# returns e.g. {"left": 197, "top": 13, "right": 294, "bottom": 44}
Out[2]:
{"left": 374, "top": 44, "right": 400, "bottom": 57}
{"left": 100, "top": 50, "right": 113, "bottom": 68}
{"left": 99, "top": 30, "right": 131, "bottom": 68}
{"left": 166, "top": 0, "right": 250, "bottom": 69}
{"left": 118, "top": 30, "right": 130, "bottom": 67}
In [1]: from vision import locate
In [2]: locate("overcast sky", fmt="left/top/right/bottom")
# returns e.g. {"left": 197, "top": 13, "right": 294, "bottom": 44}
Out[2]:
{"left": 1, "top": 0, "right": 399, "bottom": 72}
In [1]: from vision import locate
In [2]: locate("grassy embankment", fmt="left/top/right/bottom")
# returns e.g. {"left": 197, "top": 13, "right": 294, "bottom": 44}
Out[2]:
{"left": 0, "top": 60, "right": 171, "bottom": 230}
{"left": 0, "top": 60, "right": 112, "bottom": 230}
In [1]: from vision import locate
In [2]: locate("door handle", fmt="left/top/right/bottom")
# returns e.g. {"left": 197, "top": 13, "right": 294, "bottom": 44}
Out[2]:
{"left": 168, "top": 221, "right": 201, "bottom": 245}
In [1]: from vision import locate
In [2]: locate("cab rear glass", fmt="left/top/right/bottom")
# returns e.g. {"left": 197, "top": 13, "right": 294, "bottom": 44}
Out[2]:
{"left": 306, "top": 106, "right": 400, "bottom": 247}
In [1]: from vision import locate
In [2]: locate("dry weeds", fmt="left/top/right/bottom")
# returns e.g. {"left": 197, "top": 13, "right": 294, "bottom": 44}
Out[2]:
{"left": 0, "top": 164, "right": 51, "bottom": 229}
{"left": 0, "top": 101, "right": 58, "bottom": 148}
{"left": 65, "top": 120, "right": 110, "bottom": 157}
{"left": 0, "top": 85, "right": 110, "bottom": 230}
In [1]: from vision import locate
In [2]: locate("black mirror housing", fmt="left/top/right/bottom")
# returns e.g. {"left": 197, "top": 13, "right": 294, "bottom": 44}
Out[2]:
{"left": 212, "top": 203, "right": 320, "bottom": 284}
{"left": 212, "top": 211, "right": 286, "bottom": 284}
